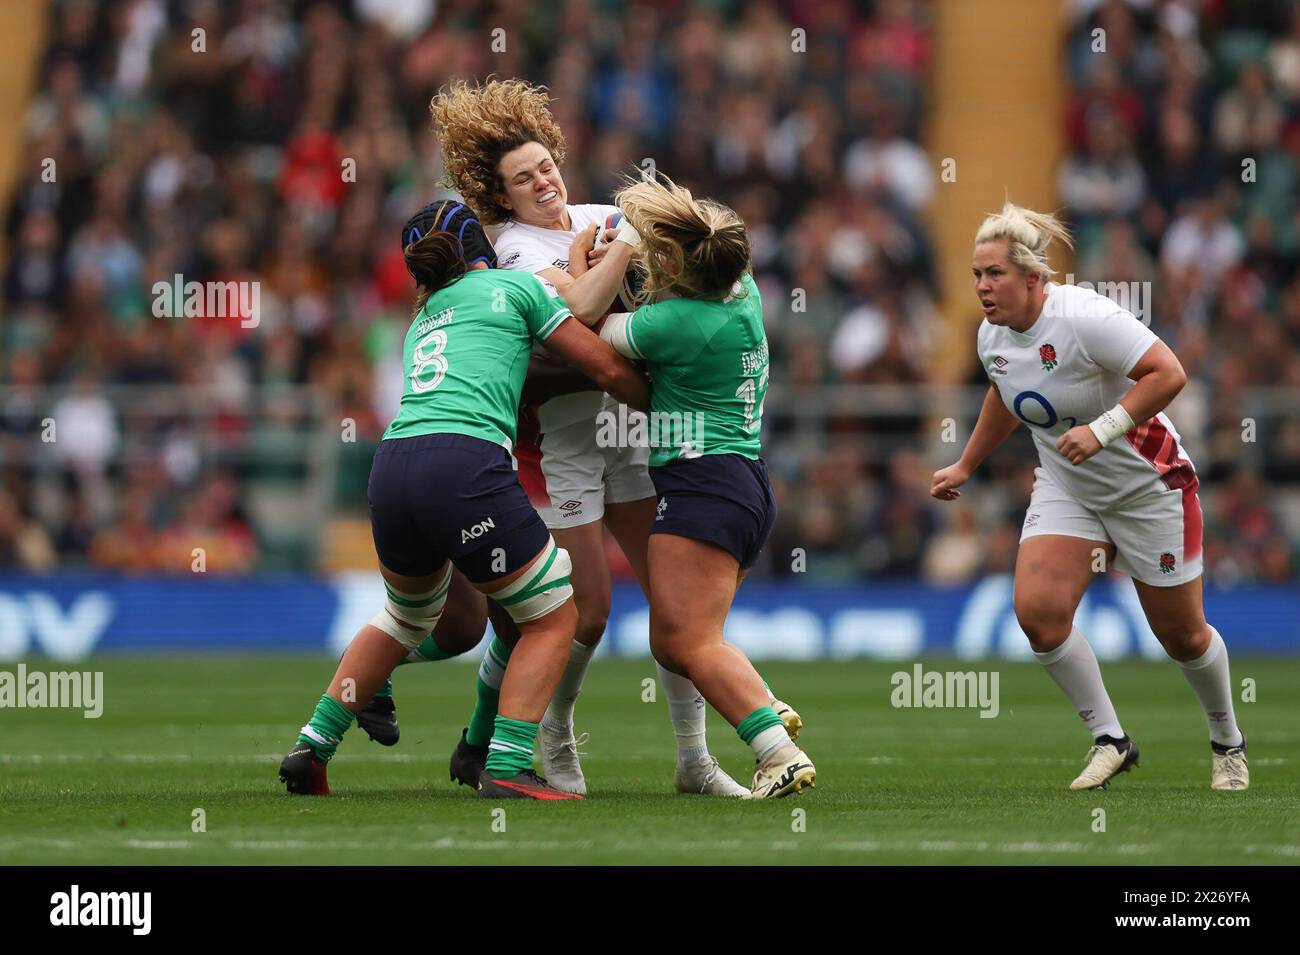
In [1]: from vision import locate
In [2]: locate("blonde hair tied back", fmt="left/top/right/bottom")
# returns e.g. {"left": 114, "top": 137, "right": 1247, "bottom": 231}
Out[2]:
{"left": 974, "top": 201, "right": 1074, "bottom": 280}
{"left": 613, "top": 175, "right": 751, "bottom": 300}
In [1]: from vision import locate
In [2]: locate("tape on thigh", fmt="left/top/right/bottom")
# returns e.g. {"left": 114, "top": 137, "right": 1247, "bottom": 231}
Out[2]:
{"left": 370, "top": 564, "right": 454, "bottom": 650}
{"left": 491, "top": 537, "right": 573, "bottom": 623}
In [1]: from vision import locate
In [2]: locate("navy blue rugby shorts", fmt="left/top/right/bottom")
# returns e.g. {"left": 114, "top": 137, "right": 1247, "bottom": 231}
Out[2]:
{"left": 649, "top": 454, "right": 776, "bottom": 569}
{"left": 368, "top": 433, "right": 550, "bottom": 582}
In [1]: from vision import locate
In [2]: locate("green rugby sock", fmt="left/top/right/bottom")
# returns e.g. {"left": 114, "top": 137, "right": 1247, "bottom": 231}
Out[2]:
{"left": 736, "top": 705, "right": 784, "bottom": 744}
{"left": 485, "top": 715, "right": 538, "bottom": 775}
{"left": 296, "top": 694, "right": 355, "bottom": 761}
{"left": 406, "top": 634, "right": 455, "bottom": 662}
{"left": 466, "top": 636, "right": 512, "bottom": 748}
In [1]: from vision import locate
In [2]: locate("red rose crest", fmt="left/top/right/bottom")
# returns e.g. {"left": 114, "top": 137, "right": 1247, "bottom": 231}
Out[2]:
{"left": 1159, "top": 552, "right": 1176, "bottom": 574}
{"left": 1039, "top": 343, "right": 1058, "bottom": 371}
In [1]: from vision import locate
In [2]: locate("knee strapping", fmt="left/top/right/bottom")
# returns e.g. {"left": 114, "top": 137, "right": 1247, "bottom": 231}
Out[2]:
{"left": 370, "top": 564, "right": 454, "bottom": 650}
{"left": 493, "top": 538, "right": 573, "bottom": 623}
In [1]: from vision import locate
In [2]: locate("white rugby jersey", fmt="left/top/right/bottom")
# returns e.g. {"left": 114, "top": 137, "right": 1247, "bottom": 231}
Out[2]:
{"left": 977, "top": 282, "right": 1198, "bottom": 507}
{"left": 494, "top": 203, "right": 617, "bottom": 432}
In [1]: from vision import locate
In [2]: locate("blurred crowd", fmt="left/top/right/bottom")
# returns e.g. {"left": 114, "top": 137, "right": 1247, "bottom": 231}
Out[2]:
{"left": 0, "top": 0, "right": 1296, "bottom": 583}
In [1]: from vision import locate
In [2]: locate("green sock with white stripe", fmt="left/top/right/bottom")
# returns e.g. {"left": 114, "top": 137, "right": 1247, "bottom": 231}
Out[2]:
{"left": 466, "top": 635, "right": 512, "bottom": 747}
{"left": 485, "top": 715, "right": 539, "bottom": 775}
{"left": 296, "top": 694, "right": 355, "bottom": 761}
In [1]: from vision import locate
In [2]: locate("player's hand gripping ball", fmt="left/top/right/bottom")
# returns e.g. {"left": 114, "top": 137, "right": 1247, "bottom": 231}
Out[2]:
{"left": 593, "top": 212, "right": 645, "bottom": 311}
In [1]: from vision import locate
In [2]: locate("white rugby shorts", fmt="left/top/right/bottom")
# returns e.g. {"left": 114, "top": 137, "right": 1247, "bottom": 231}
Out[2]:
{"left": 1019, "top": 466, "right": 1204, "bottom": 586}
{"left": 531, "top": 398, "right": 655, "bottom": 529}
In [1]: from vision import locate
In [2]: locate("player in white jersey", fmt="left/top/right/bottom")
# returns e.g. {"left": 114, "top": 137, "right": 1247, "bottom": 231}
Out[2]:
{"left": 931, "top": 203, "right": 1248, "bottom": 791}
{"left": 424, "top": 78, "right": 800, "bottom": 796}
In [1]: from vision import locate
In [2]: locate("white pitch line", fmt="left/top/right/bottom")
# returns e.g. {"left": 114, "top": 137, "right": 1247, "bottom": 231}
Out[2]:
{"left": 125, "top": 840, "right": 192, "bottom": 849}
{"left": 1244, "top": 844, "right": 1300, "bottom": 856}
{"left": 0, "top": 837, "right": 81, "bottom": 850}
{"left": 227, "top": 839, "right": 591, "bottom": 851}
{"left": 0, "top": 835, "right": 1273, "bottom": 858}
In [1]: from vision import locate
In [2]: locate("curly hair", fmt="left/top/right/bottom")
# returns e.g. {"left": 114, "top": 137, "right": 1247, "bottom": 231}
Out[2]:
{"left": 429, "top": 78, "right": 567, "bottom": 225}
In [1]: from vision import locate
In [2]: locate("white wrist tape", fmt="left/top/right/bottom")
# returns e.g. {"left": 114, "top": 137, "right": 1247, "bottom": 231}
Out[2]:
{"left": 1088, "top": 403, "right": 1135, "bottom": 447}
{"left": 612, "top": 217, "right": 642, "bottom": 249}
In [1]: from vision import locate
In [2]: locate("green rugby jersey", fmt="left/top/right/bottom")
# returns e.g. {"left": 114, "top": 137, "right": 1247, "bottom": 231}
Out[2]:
{"left": 620, "top": 272, "right": 768, "bottom": 466}
{"left": 384, "top": 269, "right": 572, "bottom": 447}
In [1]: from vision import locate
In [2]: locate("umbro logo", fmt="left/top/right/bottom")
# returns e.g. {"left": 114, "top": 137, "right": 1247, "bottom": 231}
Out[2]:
{"left": 558, "top": 499, "right": 582, "bottom": 512}
{"left": 1079, "top": 709, "right": 1094, "bottom": 721}
{"left": 989, "top": 355, "right": 1009, "bottom": 376}
{"left": 552, "top": 258, "right": 568, "bottom": 270}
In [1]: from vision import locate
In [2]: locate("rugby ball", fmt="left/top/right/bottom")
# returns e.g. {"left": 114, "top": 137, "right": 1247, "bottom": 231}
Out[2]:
{"left": 595, "top": 212, "right": 645, "bottom": 311}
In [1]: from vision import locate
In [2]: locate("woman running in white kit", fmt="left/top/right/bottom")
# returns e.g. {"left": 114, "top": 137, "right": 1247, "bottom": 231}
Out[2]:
{"left": 931, "top": 202, "right": 1248, "bottom": 791}
{"left": 429, "top": 78, "right": 800, "bottom": 796}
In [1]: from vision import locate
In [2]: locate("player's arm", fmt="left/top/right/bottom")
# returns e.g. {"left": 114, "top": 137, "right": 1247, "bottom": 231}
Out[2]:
{"left": 1115, "top": 340, "right": 1188, "bottom": 424}
{"left": 542, "top": 318, "right": 650, "bottom": 411}
{"left": 538, "top": 225, "right": 638, "bottom": 327}
{"left": 931, "top": 384, "right": 1020, "bottom": 500}
{"left": 1056, "top": 340, "right": 1187, "bottom": 465}
{"left": 520, "top": 354, "right": 599, "bottom": 404}
{"left": 1120, "top": 340, "right": 1188, "bottom": 420}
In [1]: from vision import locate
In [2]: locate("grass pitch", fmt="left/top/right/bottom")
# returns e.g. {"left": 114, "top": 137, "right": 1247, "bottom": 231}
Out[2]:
{"left": 1, "top": 655, "right": 1296, "bottom": 865}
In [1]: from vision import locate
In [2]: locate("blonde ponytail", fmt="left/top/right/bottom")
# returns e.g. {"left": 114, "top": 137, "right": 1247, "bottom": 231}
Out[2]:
{"left": 614, "top": 176, "right": 751, "bottom": 300}
{"left": 974, "top": 202, "right": 1074, "bottom": 279}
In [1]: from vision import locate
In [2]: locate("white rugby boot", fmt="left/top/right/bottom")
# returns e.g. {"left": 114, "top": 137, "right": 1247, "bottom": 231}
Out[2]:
{"left": 1069, "top": 735, "right": 1139, "bottom": 790}
{"left": 1210, "top": 737, "right": 1249, "bottom": 790}
{"left": 538, "top": 725, "right": 589, "bottom": 795}
{"left": 674, "top": 755, "right": 749, "bottom": 797}
{"left": 750, "top": 743, "right": 816, "bottom": 799}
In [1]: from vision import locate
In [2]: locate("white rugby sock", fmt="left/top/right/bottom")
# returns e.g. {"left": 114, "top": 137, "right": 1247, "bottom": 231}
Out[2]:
{"left": 1177, "top": 626, "right": 1243, "bottom": 748}
{"left": 1034, "top": 627, "right": 1124, "bottom": 740}
{"left": 656, "top": 662, "right": 708, "bottom": 763}
{"left": 750, "top": 725, "right": 792, "bottom": 764}
{"left": 541, "top": 640, "right": 596, "bottom": 733}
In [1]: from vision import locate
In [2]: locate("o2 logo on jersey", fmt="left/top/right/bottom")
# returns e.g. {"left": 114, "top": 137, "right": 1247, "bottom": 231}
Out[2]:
{"left": 1013, "top": 390, "right": 1077, "bottom": 431}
